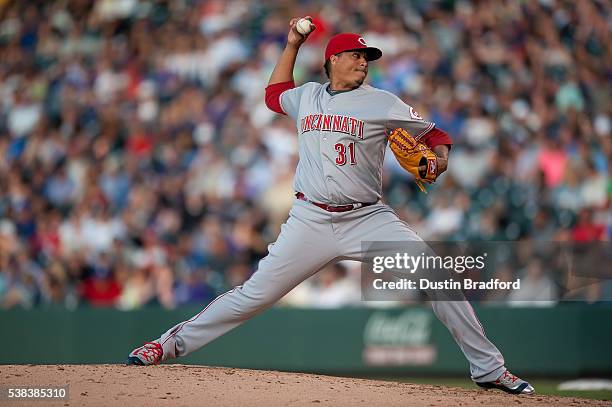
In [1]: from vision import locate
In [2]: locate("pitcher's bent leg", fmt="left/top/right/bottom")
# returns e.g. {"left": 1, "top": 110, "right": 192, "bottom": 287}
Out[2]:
{"left": 158, "top": 202, "right": 338, "bottom": 360}
{"left": 429, "top": 300, "right": 505, "bottom": 381}
{"left": 339, "top": 204, "right": 505, "bottom": 381}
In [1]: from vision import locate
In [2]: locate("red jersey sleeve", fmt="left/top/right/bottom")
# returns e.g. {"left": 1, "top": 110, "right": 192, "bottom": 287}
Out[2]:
{"left": 264, "top": 80, "right": 296, "bottom": 115}
{"left": 421, "top": 127, "right": 453, "bottom": 149}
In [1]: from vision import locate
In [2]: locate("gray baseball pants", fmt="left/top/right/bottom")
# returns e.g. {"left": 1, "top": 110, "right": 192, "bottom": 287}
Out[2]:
{"left": 157, "top": 198, "right": 506, "bottom": 382}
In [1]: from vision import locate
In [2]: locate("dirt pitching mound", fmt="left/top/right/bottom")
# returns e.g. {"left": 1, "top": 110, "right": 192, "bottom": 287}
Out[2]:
{"left": 0, "top": 364, "right": 606, "bottom": 407}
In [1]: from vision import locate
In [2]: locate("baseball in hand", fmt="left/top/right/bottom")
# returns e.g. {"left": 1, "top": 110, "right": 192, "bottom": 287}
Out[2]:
{"left": 296, "top": 18, "right": 313, "bottom": 35}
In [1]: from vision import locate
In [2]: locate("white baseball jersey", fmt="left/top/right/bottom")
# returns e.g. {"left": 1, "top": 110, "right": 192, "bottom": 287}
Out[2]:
{"left": 280, "top": 82, "right": 435, "bottom": 204}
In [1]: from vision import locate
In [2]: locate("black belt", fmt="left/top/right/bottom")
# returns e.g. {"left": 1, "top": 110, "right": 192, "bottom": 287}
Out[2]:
{"left": 295, "top": 192, "right": 377, "bottom": 213}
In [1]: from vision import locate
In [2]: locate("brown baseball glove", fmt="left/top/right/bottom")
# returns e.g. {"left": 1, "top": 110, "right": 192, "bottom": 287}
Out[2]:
{"left": 388, "top": 128, "right": 438, "bottom": 193}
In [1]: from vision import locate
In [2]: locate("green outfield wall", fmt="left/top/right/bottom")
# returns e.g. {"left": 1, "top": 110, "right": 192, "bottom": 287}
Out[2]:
{"left": 1, "top": 305, "right": 610, "bottom": 375}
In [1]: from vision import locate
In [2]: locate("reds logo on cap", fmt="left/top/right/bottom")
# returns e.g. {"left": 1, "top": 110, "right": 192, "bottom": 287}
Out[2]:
{"left": 324, "top": 33, "right": 383, "bottom": 61}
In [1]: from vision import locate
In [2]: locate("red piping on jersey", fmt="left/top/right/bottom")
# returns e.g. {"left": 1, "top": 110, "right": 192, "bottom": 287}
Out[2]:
{"left": 265, "top": 80, "right": 295, "bottom": 115}
{"left": 421, "top": 127, "right": 453, "bottom": 149}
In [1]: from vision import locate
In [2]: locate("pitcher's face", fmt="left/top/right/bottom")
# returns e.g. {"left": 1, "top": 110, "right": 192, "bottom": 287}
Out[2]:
{"left": 330, "top": 50, "right": 369, "bottom": 88}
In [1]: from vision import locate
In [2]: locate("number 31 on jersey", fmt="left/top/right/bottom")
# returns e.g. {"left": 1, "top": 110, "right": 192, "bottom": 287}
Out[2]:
{"left": 335, "top": 142, "right": 356, "bottom": 166}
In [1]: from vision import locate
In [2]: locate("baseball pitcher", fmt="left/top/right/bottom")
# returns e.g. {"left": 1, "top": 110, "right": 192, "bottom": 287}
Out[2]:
{"left": 127, "top": 17, "right": 534, "bottom": 395}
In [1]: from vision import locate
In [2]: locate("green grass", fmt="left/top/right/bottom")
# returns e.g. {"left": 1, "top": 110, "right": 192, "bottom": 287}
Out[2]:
{"left": 377, "top": 377, "right": 612, "bottom": 401}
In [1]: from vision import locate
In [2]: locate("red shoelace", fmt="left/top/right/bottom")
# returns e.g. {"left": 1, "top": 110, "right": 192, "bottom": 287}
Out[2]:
{"left": 498, "top": 370, "right": 518, "bottom": 384}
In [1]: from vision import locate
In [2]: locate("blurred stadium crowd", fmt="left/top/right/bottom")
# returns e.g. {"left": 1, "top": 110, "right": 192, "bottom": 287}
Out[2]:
{"left": 0, "top": 0, "right": 610, "bottom": 309}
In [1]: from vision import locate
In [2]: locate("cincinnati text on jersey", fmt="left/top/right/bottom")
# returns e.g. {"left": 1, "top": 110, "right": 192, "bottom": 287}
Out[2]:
{"left": 300, "top": 113, "right": 365, "bottom": 139}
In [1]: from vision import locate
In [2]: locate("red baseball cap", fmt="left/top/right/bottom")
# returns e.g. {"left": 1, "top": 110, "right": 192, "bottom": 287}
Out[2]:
{"left": 324, "top": 33, "right": 382, "bottom": 61}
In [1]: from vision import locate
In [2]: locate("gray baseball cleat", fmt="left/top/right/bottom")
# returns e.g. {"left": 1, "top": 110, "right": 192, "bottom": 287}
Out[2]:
{"left": 476, "top": 370, "right": 535, "bottom": 395}
{"left": 126, "top": 341, "right": 164, "bottom": 366}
